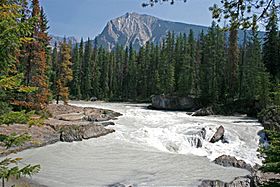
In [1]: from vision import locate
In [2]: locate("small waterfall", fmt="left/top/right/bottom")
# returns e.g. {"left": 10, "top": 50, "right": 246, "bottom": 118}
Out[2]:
{"left": 133, "top": 126, "right": 210, "bottom": 154}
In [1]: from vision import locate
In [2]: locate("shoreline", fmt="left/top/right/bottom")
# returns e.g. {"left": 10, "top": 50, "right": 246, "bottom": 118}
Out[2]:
{"left": 0, "top": 103, "right": 122, "bottom": 187}
{"left": 0, "top": 103, "right": 122, "bottom": 157}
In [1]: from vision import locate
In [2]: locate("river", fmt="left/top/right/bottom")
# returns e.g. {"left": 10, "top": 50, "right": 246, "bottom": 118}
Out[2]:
{"left": 13, "top": 102, "right": 263, "bottom": 187}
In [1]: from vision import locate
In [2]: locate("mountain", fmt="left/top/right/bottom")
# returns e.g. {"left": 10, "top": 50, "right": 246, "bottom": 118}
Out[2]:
{"left": 49, "top": 13, "right": 265, "bottom": 50}
{"left": 94, "top": 12, "right": 265, "bottom": 51}
{"left": 94, "top": 12, "right": 209, "bottom": 51}
{"left": 50, "top": 35, "right": 78, "bottom": 47}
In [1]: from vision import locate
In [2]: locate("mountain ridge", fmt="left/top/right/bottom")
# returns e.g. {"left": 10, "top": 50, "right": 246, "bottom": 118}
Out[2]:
{"left": 94, "top": 12, "right": 209, "bottom": 50}
{"left": 50, "top": 12, "right": 265, "bottom": 50}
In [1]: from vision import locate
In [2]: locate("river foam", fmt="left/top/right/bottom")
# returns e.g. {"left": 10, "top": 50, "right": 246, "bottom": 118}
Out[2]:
{"left": 12, "top": 102, "right": 263, "bottom": 187}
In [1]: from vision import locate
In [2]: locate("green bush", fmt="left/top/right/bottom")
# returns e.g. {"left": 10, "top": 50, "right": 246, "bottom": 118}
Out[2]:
{"left": 0, "top": 111, "right": 30, "bottom": 125}
{"left": 261, "top": 130, "right": 280, "bottom": 173}
{"left": 27, "top": 117, "right": 45, "bottom": 127}
{"left": 0, "top": 133, "right": 31, "bottom": 148}
{"left": 0, "top": 101, "right": 12, "bottom": 116}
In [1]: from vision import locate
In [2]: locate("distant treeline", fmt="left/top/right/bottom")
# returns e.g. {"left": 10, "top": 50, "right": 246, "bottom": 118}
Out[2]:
{"left": 51, "top": 19, "right": 279, "bottom": 107}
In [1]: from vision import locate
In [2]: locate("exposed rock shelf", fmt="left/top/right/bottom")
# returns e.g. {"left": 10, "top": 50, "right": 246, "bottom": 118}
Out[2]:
{"left": 150, "top": 95, "right": 198, "bottom": 111}
{"left": 0, "top": 104, "right": 122, "bottom": 156}
{"left": 213, "top": 155, "right": 255, "bottom": 173}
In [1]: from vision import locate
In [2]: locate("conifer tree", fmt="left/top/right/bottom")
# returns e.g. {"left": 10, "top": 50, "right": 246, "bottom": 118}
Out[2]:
{"left": 187, "top": 30, "right": 197, "bottom": 95}
{"left": 55, "top": 39, "right": 73, "bottom": 104}
{"left": 227, "top": 20, "right": 239, "bottom": 101}
{"left": 78, "top": 38, "right": 84, "bottom": 97}
{"left": 263, "top": 5, "right": 280, "bottom": 84}
{"left": 70, "top": 43, "right": 81, "bottom": 99}
{"left": 127, "top": 45, "right": 138, "bottom": 99}
{"left": 50, "top": 42, "right": 58, "bottom": 96}
{"left": 0, "top": 2, "right": 41, "bottom": 185}
{"left": 81, "top": 38, "right": 93, "bottom": 99}
{"left": 150, "top": 44, "right": 161, "bottom": 94}
{"left": 122, "top": 47, "right": 130, "bottom": 100}
{"left": 91, "top": 47, "right": 101, "bottom": 98}
{"left": 137, "top": 46, "right": 147, "bottom": 99}
{"left": 100, "top": 48, "right": 110, "bottom": 99}
{"left": 108, "top": 52, "right": 116, "bottom": 98}
{"left": 177, "top": 52, "right": 191, "bottom": 95}
{"left": 18, "top": 0, "right": 50, "bottom": 110}
{"left": 114, "top": 45, "right": 125, "bottom": 99}
{"left": 174, "top": 33, "right": 185, "bottom": 91}
{"left": 166, "top": 63, "right": 175, "bottom": 94}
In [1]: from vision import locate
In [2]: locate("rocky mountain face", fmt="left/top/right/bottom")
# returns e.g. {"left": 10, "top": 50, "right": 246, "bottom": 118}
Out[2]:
{"left": 94, "top": 12, "right": 265, "bottom": 51}
{"left": 94, "top": 12, "right": 208, "bottom": 51}
{"left": 50, "top": 35, "right": 78, "bottom": 47}
{"left": 50, "top": 13, "right": 265, "bottom": 50}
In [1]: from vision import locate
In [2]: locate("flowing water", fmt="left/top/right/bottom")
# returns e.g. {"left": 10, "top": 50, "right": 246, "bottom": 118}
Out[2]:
{"left": 13, "top": 102, "right": 264, "bottom": 187}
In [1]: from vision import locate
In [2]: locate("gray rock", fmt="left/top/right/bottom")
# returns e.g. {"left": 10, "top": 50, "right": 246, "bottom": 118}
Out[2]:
{"left": 210, "top": 126, "right": 225, "bottom": 143}
{"left": 107, "top": 183, "right": 137, "bottom": 187}
{"left": 100, "top": 121, "right": 115, "bottom": 126}
{"left": 60, "top": 126, "right": 83, "bottom": 142}
{"left": 90, "top": 97, "right": 98, "bottom": 101}
{"left": 221, "top": 138, "right": 229, "bottom": 144}
{"left": 214, "top": 155, "right": 254, "bottom": 173}
{"left": 252, "top": 170, "right": 280, "bottom": 186}
{"left": 200, "top": 128, "right": 206, "bottom": 139}
{"left": 83, "top": 115, "right": 96, "bottom": 122}
{"left": 199, "top": 175, "right": 253, "bottom": 187}
{"left": 151, "top": 95, "right": 196, "bottom": 111}
{"left": 192, "top": 107, "right": 214, "bottom": 116}
{"left": 82, "top": 125, "right": 115, "bottom": 139}
{"left": 60, "top": 125, "right": 115, "bottom": 142}
{"left": 55, "top": 113, "right": 85, "bottom": 121}
{"left": 96, "top": 117, "right": 110, "bottom": 122}
{"left": 107, "top": 183, "right": 125, "bottom": 187}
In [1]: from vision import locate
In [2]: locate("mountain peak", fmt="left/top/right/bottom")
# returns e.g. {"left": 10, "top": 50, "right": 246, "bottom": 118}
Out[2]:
{"left": 124, "top": 12, "right": 140, "bottom": 18}
{"left": 95, "top": 13, "right": 208, "bottom": 51}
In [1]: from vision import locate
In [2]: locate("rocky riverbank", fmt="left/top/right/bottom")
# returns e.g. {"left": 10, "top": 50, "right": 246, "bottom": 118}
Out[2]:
{"left": 198, "top": 106, "right": 280, "bottom": 187}
{"left": 0, "top": 104, "right": 122, "bottom": 156}
{"left": 258, "top": 106, "right": 280, "bottom": 131}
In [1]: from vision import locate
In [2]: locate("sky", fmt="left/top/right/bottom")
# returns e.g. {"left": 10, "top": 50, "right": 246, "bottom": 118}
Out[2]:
{"left": 41, "top": 0, "right": 220, "bottom": 39}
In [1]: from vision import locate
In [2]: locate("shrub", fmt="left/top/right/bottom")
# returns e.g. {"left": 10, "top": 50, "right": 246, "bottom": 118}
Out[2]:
{"left": 0, "top": 101, "right": 12, "bottom": 116}
{"left": 0, "top": 111, "right": 29, "bottom": 125}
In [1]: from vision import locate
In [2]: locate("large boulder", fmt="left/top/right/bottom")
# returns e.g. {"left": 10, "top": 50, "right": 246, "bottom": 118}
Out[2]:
{"left": 90, "top": 96, "right": 98, "bottom": 101}
{"left": 60, "top": 124, "right": 115, "bottom": 142}
{"left": 258, "top": 106, "right": 280, "bottom": 131}
{"left": 192, "top": 107, "right": 214, "bottom": 116}
{"left": 199, "top": 176, "right": 253, "bottom": 187}
{"left": 82, "top": 125, "right": 115, "bottom": 139}
{"left": 210, "top": 126, "right": 225, "bottom": 143}
{"left": 60, "top": 125, "right": 83, "bottom": 142}
{"left": 84, "top": 107, "right": 122, "bottom": 121}
{"left": 150, "top": 95, "right": 197, "bottom": 111}
{"left": 252, "top": 170, "right": 280, "bottom": 186}
{"left": 214, "top": 155, "right": 254, "bottom": 173}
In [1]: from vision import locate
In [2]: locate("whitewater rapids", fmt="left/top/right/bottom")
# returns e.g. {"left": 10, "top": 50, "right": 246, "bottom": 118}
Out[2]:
{"left": 13, "top": 102, "right": 263, "bottom": 187}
